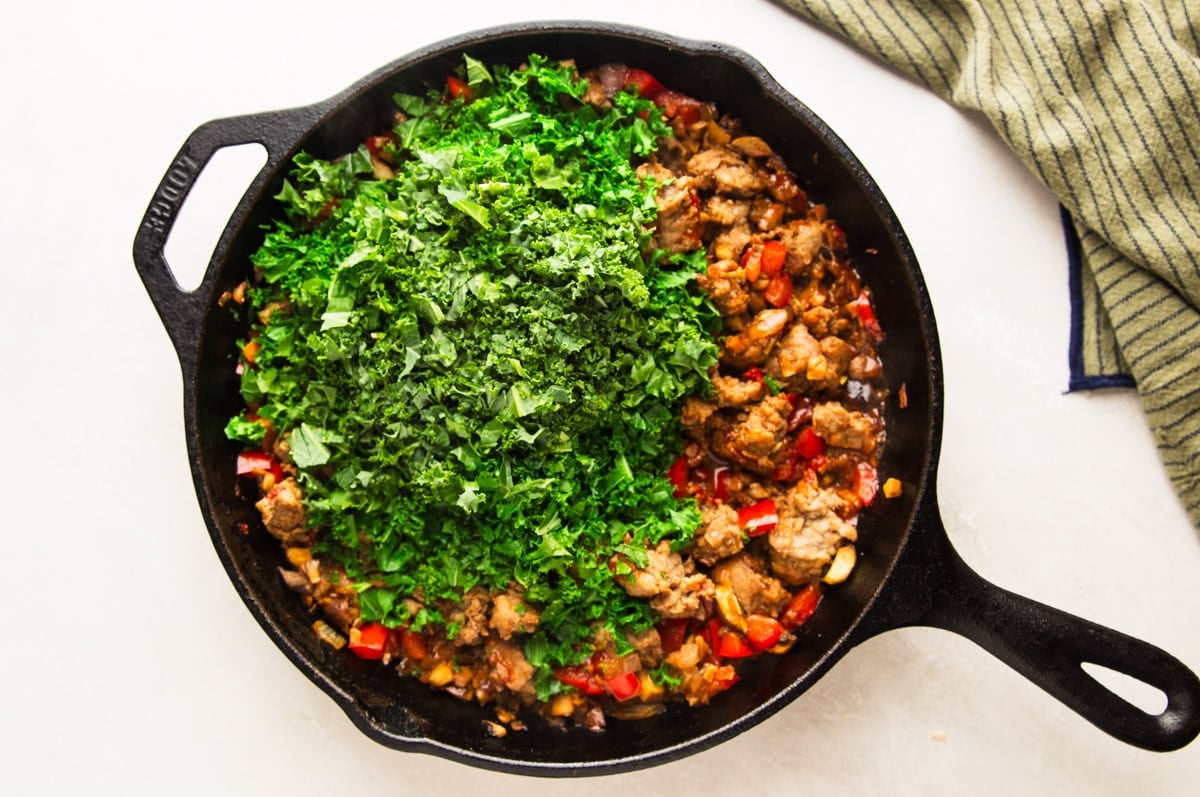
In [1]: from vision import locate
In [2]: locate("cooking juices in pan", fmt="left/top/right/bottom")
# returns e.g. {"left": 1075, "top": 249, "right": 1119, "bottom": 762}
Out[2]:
{"left": 224, "top": 54, "right": 892, "bottom": 733}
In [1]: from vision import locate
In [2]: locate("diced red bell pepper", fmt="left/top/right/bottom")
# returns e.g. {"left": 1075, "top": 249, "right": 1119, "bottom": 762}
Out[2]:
{"left": 555, "top": 665, "right": 606, "bottom": 696}
{"left": 716, "top": 629, "right": 755, "bottom": 659}
{"left": 850, "top": 291, "right": 884, "bottom": 341}
{"left": 398, "top": 629, "right": 428, "bottom": 662}
{"left": 764, "top": 273, "right": 793, "bottom": 308}
{"left": 786, "top": 396, "right": 813, "bottom": 431}
{"left": 711, "top": 466, "right": 731, "bottom": 502}
{"left": 780, "top": 584, "right": 822, "bottom": 631}
{"left": 737, "top": 499, "right": 779, "bottom": 537}
{"left": 742, "top": 367, "right": 764, "bottom": 383}
{"left": 760, "top": 240, "right": 787, "bottom": 276}
{"left": 236, "top": 451, "right": 283, "bottom": 483}
{"left": 655, "top": 90, "right": 705, "bottom": 126}
{"left": 702, "top": 616, "right": 724, "bottom": 657}
{"left": 658, "top": 618, "right": 689, "bottom": 654}
{"left": 348, "top": 622, "right": 390, "bottom": 660}
{"left": 745, "top": 614, "right": 785, "bottom": 652}
{"left": 668, "top": 455, "right": 690, "bottom": 498}
{"left": 854, "top": 461, "right": 879, "bottom": 507}
{"left": 622, "top": 67, "right": 665, "bottom": 100}
{"left": 828, "top": 223, "right": 848, "bottom": 253}
{"left": 605, "top": 671, "right": 642, "bottom": 702}
{"left": 770, "top": 458, "right": 800, "bottom": 483}
{"left": 446, "top": 76, "right": 472, "bottom": 102}
{"left": 794, "top": 427, "right": 826, "bottom": 460}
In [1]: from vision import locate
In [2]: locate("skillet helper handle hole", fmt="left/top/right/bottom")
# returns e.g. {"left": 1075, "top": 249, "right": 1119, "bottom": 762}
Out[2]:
{"left": 132, "top": 107, "right": 319, "bottom": 356}
{"left": 927, "top": 546, "right": 1200, "bottom": 752}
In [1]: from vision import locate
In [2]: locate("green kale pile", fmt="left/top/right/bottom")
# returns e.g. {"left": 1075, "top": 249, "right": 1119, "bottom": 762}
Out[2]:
{"left": 226, "top": 54, "right": 719, "bottom": 691}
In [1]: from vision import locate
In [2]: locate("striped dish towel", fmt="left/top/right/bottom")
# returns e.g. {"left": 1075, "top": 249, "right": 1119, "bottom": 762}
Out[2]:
{"left": 778, "top": 0, "right": 1200, "bottom": 526}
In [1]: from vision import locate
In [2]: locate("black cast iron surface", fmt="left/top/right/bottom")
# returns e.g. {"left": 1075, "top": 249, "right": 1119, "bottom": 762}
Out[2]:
{"left": 133, "top": 21, "right": 1200, "bottom": 775}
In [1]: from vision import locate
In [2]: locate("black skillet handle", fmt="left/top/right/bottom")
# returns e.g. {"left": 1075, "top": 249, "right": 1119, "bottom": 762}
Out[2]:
{"left": 132, "top": 106, "right": 322, "bottom": 358}
{"left": 862, "top": 506, "right": 1200, "bottom": 752}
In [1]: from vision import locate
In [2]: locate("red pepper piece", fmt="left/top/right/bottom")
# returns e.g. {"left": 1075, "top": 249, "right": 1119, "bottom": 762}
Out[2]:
{"left": 446, "top": 76, "right": 472, "bottom": 102}
{"left": 658, "top": 618, "right": 689, "bottom": 654}
{"left": 711, "top": 466, "right": 731, "bottom": 502}
{"left": 794, "top": 427, "right": 826, "bottom": 460}
{"left": 622, "top": 68, "right": 665, "bottom": 100}
{"left": 737, "top": 498, "right": 779, "bottom": 537}
{"left": 716, "top": 629, "right": 754, "bottom": 659}
{"left": 760, "top": 240, "right": 787, "bottom": 276}
{"left": 555, "top": 665, "right": 606, "bottom": 696}
{"left": 828, "top": 223, "right": 848, "bottom": 253}
{"left": 667, "top": 455, "right": 690, "bottom": 498}
{"left": 702, "top": 616, "right": 724, "bottom": 658}
{"left": 780, "top": 584, "right": 822, "bottom": 631}
{"left": 745, "top": 614, "right": 785, "bottom": 652}
{"left": 854, "top": 461, "right": 879, "bottom": 507}
{"left": 605, "top": 671, "right": 642, "bottom": 702}
{"left": 655, "top": 90, "right": 705, "bottom": 126}
{"left": 764, "top": 273, "right": 793, "bottom": 308}
{"left": 850, "top": 291, "right": 884, "bottom": 341}
{"left": 398, "top": 629, "right": 428, "bottom": 661}
{"left": 348, "top": 622, "right": 390, "bottom": 660}
{"left": 742, "top": 367, "right": 764, "bottom": 382}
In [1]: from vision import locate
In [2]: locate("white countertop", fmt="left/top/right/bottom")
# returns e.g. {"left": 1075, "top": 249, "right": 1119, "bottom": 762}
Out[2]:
{"left": 3, "top": 1, "right": 1198, "bottom": 793}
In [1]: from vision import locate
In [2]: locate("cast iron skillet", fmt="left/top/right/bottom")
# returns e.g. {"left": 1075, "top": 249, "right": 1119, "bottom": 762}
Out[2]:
{"left": 133, "top": 21, "right": 1200, "bottom": 775}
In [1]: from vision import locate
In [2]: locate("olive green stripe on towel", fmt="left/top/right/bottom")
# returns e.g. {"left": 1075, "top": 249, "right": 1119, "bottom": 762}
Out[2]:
{"left": 778, "top": 0, "right": 1200, "bottom": 525}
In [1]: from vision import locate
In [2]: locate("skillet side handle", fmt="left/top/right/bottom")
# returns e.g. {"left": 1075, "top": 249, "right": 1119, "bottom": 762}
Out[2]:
{"left": 132, "top": 108, "right": 320, "bottom": 358}
{"left": 891, "top": 517, "right": 1200, "bottom": 752}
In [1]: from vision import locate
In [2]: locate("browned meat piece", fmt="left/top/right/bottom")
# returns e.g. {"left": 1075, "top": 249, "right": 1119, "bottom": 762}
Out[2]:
{"left": 726, "top": 471, "right": 773, "bottom": 505}
{"left": 820, "top": 336, "right": 854, "bottom": 377}
{"left": 800, "top": 305, "right": 835, "bottom": 338}
{"left": 702, "top": 195, "right": 751, "bottom": 227}
{"left": 711, "top": 373, "right": 766, "bottom": 407}
{"left": 625, "top": 626, "right": 665, "bottom": 668}
{"left": 582, "top": 75, "right": 612, "bottom": 110}
{"left": 443, "top": 586, "right": 491, "bottom": 647}
{"left": 256, "top": 478, "right": 308, "bottom": 544}
{"left": 750, "top": 197, "right": 786, "bottom": 231}
{"left": 811, "top": 402, "right": 877, "bottom": 453}
{"left": 721, "top": 308, "right": 789, "bottom": 367}
{"left": 687, "top": 146, "right": 767, "bottom": 197}
{"left": 681, "top": 396, "right": 718, "bottom": 439}
{"left": 768, "top": 484, "right": 857, "bottom": 585}
{"left": 612, "top": 541, "right": 714, "bottom": 619}
{"left": 720, "top": 394, "right": 793, "bottom": 472}
{"left": 639, "top": 162, "right": 704, "bottom": 253}
{"left": 710, "top": 221, "right": 755, "bottom": 264}
{"left": 315, "top": 583, "right": 359, "bottom": 634}
{"left": 765, "top": 322, "right": 822, "bottom": 381}
{"left": 486, "top": 639, "right": 535, "bottom": 695}
{"left": 489, "top": 590, "right": 540, "bottom": 640}
{"left": 710, "top": 552, "right": 792, "bottom": 616}
{"left": 692, "top": 503, "right": 745, "bottom": 565}
{"left": 697, "top": 258, "right": 751, "bottom": 317}
{"left": 777, "top": 218, "right": 825, "bottom": 272}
